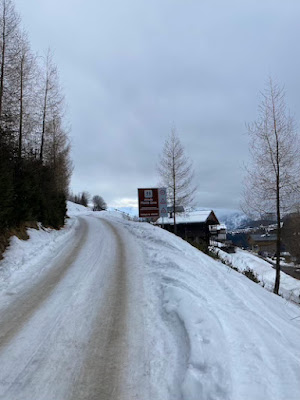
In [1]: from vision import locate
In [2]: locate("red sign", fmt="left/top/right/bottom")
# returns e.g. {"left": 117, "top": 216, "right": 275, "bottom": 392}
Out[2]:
{"left": 138, "top": 188, "right": 160, "bottom": 218}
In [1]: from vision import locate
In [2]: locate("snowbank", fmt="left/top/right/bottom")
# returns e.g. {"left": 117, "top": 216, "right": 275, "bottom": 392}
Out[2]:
{"left": 100, "top": 214, "right": 300, "bottom": 400}
{"left": 66, "top": 201, "right": 91, "bottom": 216}
{"left": 213, "top": 246, "right": 300, "bottom": 304}
{"left": 0, "top": 202, "right": 90, "bottom": 284}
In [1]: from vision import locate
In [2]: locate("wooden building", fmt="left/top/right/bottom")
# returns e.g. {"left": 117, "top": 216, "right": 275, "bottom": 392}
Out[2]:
{"left": 156, "top": 210, "right": 225, "bottom": 244}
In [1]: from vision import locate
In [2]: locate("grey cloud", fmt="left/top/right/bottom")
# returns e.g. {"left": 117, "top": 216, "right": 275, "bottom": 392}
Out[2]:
{"left": 14, "top": 0, "right": 300, "bottom": 209}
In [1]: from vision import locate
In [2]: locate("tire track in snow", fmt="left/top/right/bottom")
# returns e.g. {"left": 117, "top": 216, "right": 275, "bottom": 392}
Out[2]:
{"left": 0, "top": 217, "right": 88, "bottom": 350}
{"left": 0, "top": 215, "right": 148, "bottom": 400}
{"left": 67, "top": 219, "right": 131, "bottom": 400}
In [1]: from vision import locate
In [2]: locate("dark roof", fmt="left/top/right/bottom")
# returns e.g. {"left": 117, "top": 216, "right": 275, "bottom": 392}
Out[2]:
{"left": 167, "top": 206, "right": 185, "bottom": 213}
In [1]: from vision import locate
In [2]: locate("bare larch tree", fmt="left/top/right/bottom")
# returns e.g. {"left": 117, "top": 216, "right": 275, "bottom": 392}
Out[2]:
{"left": 242, "top": 78, "right": 300, "bottom": 294}
{"left": 158, "top": 128, "right": 196, "bottom": 234}
{"left": 0, "top": 0, "right": 72, "bottom": 231}
{"left": 14, "top": 32, "right": 37, "bottom": 159}
{"left": 0, "top": 0, "right": 20, "bottom": 124}
{"left": 39, "top": 49, "right": 62, "bottom": 162}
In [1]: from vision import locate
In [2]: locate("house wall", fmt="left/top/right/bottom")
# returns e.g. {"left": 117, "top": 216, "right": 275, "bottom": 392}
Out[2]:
{"left": 163, "top": 221, "right": 218, "bottom": 244}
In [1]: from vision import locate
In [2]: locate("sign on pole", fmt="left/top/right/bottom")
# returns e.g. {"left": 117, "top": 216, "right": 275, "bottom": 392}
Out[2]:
{"left": 138, "top": 188, "right": 168, "bottom": 218}
{"left": 158, "top": 188, "right": 168, "bottom": 218}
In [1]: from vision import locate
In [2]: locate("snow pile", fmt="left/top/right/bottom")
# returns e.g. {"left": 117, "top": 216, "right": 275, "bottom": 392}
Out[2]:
{"left": 102, "top": 214, "right": 300, "bottom": 400}
{"left": 0, "top": 202, "right": 89, "bottom": 283}
{"left": 213, "top": 246, "right": 300, "bottom": 304}
{"left": 66, "top": 201, "right": 91, "bottom": 216}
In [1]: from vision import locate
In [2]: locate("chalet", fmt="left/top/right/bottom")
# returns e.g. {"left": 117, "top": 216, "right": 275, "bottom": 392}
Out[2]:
{"left": 156, "top": 210, "right": 226, "bottom": 244}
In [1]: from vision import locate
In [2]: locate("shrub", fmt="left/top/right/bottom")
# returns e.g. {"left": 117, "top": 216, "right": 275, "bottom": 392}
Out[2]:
{"left": 186, "top": 238, "right": 208, "bottom": 254}
{"left": 243, "top": 268, "right": 260, "bottom": 283}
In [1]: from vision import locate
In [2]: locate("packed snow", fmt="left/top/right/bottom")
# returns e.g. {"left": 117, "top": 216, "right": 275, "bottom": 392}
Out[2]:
{"left": 100, "top": 212, "right": 300, "bottom": 400}
{"left": 0, "top": 203, "right": 299, "bottom": 400}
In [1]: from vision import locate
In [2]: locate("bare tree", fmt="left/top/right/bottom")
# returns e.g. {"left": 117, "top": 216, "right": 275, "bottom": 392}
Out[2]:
{"left": 47, "top": 107, "right": 72, "bottom": 194}
{"left": 157, "top": 128, "right": 196, "bottom": 234}
{"left": 92, "top": 195, "right": 107, "bottom": 211}
{"left": 39, "top": 49, "right": 63, "bottom": 162}
{"left": 0, "top": 0, "right": 20, "bottom": 123}
{"left": 0, "top": 0, "right": 72, "bottom": 231}
{"left": 14, "top": 32, "right": 37, "bottom": 159}
{"left": 242, "top": 78, "right": 300, "bottom": 294}
{"left": 80, "top": 191, "right": 90, "bottom": 207}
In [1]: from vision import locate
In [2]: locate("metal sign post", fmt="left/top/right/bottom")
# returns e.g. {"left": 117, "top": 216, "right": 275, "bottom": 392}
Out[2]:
{"left": 158, "top": 188, "right": 168, "bottom": 218}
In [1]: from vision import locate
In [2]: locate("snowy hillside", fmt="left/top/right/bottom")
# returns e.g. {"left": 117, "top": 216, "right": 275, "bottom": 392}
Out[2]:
{"left": 107, "top": 206, "right": 138, "bottom": 216}
{"left": 213, "top": 209, "right": 248, "bottom": 230}
{"left": 100, "top": 212, "right": 300, "bottom": 400}
{"left": 67, "top": 201, "right": 91, "bottom": 216}
{"left": 0, "top": 204, "right": 299, "bottom": 400}
{"left": 211, "top": 246, "right": 300, "bottom": 304}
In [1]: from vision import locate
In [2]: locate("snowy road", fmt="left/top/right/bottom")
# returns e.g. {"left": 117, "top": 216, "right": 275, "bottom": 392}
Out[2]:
{"left": 0, "top": 215, "right": 148, "bottom": 400}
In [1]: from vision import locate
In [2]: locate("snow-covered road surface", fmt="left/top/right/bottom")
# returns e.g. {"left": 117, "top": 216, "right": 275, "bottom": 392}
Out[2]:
{"left": 0, "top": 215, "right": 148, "bottom": 400}
{"left": 0, "top": 206, "right": 300, "bottom": 400}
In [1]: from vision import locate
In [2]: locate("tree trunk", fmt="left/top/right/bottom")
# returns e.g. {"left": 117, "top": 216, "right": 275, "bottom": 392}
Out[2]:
{"left": 0, "top": 4, "right": 6, "bottom": 121}
{"left": 18, "top": 57, "right": 23, "bottom": 159}
{"left": 273, "top": 91, "right": 281, "bottom": 295}
{"left": 173, "top": 154, "right": 177, "bottom": 234}
{"left": 274, "top": 176, "right": 281, "bottom": 294}
{"left": 40, "top": 80, "right": 48, "bottom": 162}
{"left": 173, "top": 199, "right": 177, "bottom": 234}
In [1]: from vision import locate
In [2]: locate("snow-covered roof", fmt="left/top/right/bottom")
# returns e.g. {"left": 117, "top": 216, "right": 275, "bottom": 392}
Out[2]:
{"left": 156, "top": 210, "right": 218, "bottom": 225}
{"left": 209, "top": 224, "right": 227, "bottom": 231}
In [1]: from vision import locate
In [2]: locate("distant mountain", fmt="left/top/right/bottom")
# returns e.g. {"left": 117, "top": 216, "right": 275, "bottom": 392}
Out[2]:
{"left": 214, "top": 209, "right": 249, "bottom": 230}
{"left": 192, "top": 207, "right": 248, "bottom": 230}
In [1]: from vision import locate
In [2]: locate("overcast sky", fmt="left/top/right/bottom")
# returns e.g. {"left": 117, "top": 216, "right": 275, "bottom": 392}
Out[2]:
{"left": 14, "top": 0, "right": 300, "bottom": 209}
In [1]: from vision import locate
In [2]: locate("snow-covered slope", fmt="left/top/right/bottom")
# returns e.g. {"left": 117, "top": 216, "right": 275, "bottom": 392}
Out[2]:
{"left": 0, "top": 205, "right": 299, "bottom": 400}
{"left": 214, "top": 209, "right": 248, "bottom": 230}
{"left": 211, "top": 246, "right": 300, "bottom": 304}
{"left": 100, "top": 213, "right": 300, "bottom": 400}
{"left": 67, "top": 201, "right": 91, "bottom": 216}
{"left": 107, "top": 206, "right": 138, "bottom": 216}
